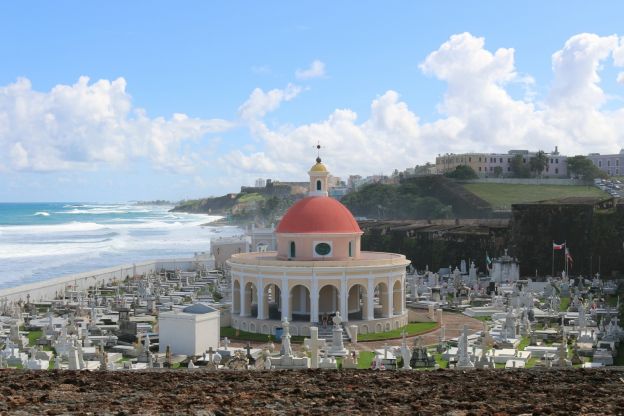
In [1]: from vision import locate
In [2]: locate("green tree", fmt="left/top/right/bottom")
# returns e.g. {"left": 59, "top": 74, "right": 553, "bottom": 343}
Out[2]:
{"left": 510, "top": 154, "right": 531, "bottom": 178}
{"left": 567, "top": 155, "right": 606, "bottom": 180}
{"left": 444, "top": 165, "right": 478, "bottom": 180}
{"left": 530, "top": 150, "right": 548, "bottom": 177}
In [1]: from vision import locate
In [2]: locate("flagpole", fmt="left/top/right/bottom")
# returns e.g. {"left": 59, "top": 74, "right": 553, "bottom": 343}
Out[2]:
{"left": 564, "top": 240, "right": 568, "bottom": 278}
{"left": 552, "top": 241, "right": 555, "bottom": 277}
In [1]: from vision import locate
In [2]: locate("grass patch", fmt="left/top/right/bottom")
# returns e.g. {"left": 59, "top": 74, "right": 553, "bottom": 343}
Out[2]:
{"left": 432, "top": 352, "right": 448, "bottom": 369}
{"left": 560, "top": 296, "right": 570, "bottom": 312}
{"left": 517, "top": 336, "right": 530, "bottom": 351}
{"left": 357, "top": 322, "right": 438, "bottom": 342}
{"left": 525, "top": 357, "right": 539, "bottom": 368}
{"left": 462, "top": 183, "right": 608, "bottom": 210}
{"left": 238, "top": 193, "right": 265, "bottom": 204}
{"left": 220, "top": 327, "right": 305, "bottom": 343}
{"left": 28, "top": 330, "right": 42, "bottom": 346}
{"left": 357, "top": 351, "right": 375, "bottom": 369}
{"left": 473, "top": 316, "right": 492, "bottom": 321}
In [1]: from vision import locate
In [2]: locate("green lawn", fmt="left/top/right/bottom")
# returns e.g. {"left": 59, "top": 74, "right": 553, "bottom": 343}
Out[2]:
{"left": 357, "top": 322, "right": 438, "bottom": 342}
{"left": 473, "top": 316, "right": 492, "bottom": 322}
{"left": 462, "top": 183, "right": 608, "bottom": 210}
{"left": 517, "top": 336, "right": 530, "bottom": 351}
{"left": 28, "top": 330, "right": 42, "bottom": 346}
{"left": 357, "top": 351, "right": 375, "bottom": 369}
{"left": 560, "top": 296, "right": 570, "bottom": 312}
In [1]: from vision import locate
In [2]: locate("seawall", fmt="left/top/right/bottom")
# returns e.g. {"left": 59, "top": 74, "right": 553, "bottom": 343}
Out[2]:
{"left": 0, "top": 257, "right": 212, "bottom": 303}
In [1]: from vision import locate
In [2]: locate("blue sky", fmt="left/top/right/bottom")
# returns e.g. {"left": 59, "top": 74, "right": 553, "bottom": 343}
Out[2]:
{"left": 1, "top": 1, "right": 624, "bottom": 202}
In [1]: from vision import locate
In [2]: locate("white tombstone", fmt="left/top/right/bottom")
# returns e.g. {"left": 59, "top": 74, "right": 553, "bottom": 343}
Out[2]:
{"left": 456, "top": 325, "right": 474, "bottom": 369}
{"left": 327, "top": 312, "right": 347, "bottom": 356}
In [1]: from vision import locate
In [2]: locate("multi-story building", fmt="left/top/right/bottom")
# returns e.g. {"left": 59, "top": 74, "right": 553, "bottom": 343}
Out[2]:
{"left": 587, "top": 151, "right": 624, "bottom": 176}
{"left": 435, "top": 148, "right": 567, "bottom": 178}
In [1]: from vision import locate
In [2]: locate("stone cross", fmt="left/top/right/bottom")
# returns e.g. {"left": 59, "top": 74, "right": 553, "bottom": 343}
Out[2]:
{"left": 222, "top": 337, "right": 231, "bottom": 350}
{"left": 309, "top": 326, "right": 320, "bottom": 369}
{"left": 207, "top": 346, "right": 214, "bottom": 362}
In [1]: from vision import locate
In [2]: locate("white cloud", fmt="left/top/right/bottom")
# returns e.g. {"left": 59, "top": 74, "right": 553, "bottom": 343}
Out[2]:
{"left": 295, "top": 60, "right": 326, "bottom": 80}
{"left": 0, "top": 76, "right": 234, "bottom": 173}
{"left": 223, "top": 32, "right": 624, "bottom": 183}
{"left": 618, "top": 72, "right": 624, "bottom": 84}
{"left": 237, "top": 83, "right": 302, "bottom": 121}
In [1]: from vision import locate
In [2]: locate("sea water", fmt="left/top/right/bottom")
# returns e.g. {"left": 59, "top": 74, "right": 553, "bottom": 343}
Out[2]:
{"left": 0, "top": 202, "right": 242, "bottom": 289}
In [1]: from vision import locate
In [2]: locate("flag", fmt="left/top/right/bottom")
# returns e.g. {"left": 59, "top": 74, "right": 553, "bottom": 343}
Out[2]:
{"left": 565, "top": 247, "right": 574, "bottom": 266}
{"left": 485, "top": 253, "right": 492, "bottom": 265}
{"left": 553, "top": 242, "right": 565, "bottom": 250}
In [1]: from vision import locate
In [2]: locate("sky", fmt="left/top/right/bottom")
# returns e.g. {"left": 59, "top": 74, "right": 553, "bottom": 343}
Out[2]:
{"left": 1, "top": 1, "right": 624, "bottom": 202}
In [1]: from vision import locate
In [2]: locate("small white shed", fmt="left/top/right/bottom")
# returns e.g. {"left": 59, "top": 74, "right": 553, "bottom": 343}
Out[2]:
{"left": 159, "top": 303, "right": 220, "bottom": 356}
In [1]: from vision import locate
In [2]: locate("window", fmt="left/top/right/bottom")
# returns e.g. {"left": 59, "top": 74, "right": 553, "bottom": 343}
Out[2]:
{"left": 556, "top": 159, "right": 559, "bottom": 164}
{"left": 468, "top": 157, "right": 472, "bottom": 162}
{"left": 507, "top": 167, "right": 511, "bottom": 172}
{"left": 478, "top": 157, "right": 482, "bottom": 162}
{"left": 555, "top": 168, "right": 559, "bottom": 174}
{"left": 599, "top": 160, "right": 602, "bottom": 167}
{"left": 499, "top": 158, "right": 503, "bottom": 163}
{"left": 507, "top": 158, "right": 511, "bottom": 163}
{"left": 617, "top": 160, "right": 620, "bottom": 166}
{"left": 316, "top": 180, "right": 321, "bottom": 191}
{"left": 348, "top": 241, "right": 353, "bottom": 257}
{"left": 550, "top": 158, "right": 553, "bottom": 163}
{"left": 290, "top": 241, "right": 296, "bottom": 258}
{"left": 523, "top": 158, "right": 526, "bottom": 163}
{"left": 315, "top": 242, "right": 331, "bottom": 256}
{"left": 478, "top": 167, "right": 482, "bottom": 172}
{"left": 608, "top": 160, "right": 611, "bottom": 167}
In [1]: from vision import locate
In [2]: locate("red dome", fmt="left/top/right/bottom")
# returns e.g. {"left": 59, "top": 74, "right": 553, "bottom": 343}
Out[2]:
{"left": 276, "top": 196, "right": 362, "bottom": 234}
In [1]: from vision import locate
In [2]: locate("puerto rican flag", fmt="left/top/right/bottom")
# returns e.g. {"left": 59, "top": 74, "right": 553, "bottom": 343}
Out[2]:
{"left": 553, "top": 242, "right": 565, "bottom": 250}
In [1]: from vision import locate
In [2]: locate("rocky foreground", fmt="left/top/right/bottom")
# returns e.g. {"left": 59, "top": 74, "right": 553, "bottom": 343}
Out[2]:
{"left": 1, "top": 368, "right": 623, "bottom": 415}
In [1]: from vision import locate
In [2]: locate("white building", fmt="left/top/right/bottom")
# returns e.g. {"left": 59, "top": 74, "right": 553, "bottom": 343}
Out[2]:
{"left": 228, "top": 156, "right": 410, "bottom": 337}
{"left": 158, "top": 303, "right": 220, "bottom": 356}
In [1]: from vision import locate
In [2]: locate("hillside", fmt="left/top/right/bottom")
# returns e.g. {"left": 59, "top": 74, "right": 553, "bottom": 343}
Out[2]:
{"left": 171, "top": 192, "right": 298, "bottom": 225}
{"left": 463, "top": 183, "right": 609, "bottom": 210}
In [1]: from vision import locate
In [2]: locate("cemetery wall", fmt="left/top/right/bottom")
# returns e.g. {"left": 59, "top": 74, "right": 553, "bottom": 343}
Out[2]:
{"left": 511, "top": 201, "right": 624, "bottom": 277}
{"left": 0, "top": 258, "right": 204, "bottom": 303}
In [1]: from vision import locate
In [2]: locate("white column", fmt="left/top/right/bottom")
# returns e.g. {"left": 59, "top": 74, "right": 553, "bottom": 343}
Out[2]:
{"left": 280, "top": 276, "right": 289, "bottom": 321}
{"left": 367, "top": 278, "right": 375, "bottom": 321}
{"left": 387, "top": 277, "right": 393, "bottom": 318}
{"left": 402, "top": 275, "right": 406, "bottom": 314}
{"left": 311, "top": 276, "right": 319, "bottom": 323}
{"left": 257, "top": 278, "right": 265, "bottom": 320}
{"left": 240, "top": 278, "right": 247, "bottom": 317}
{"left": 340, "top": 273, "right": 348, "bottom": 321}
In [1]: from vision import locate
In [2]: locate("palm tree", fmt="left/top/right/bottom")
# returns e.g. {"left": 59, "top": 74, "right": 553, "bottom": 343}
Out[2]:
{"left": 530, "top": 150, "right": 548, "bottom": 177}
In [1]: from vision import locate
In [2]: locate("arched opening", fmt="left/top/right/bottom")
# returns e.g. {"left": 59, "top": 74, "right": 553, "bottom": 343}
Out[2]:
{"left": 263, "top": 283, "right": 282, "bottom": 320}
{"left": 233, "top": 280, "right": 241, "bottom": 314}
{"left": 290, "top": 285, "right": 311, "bottom": 321}
{"left": 393, "top": 280, "right": 402, "bottom": 315}
{"left": 374, "top": 282, "right": 390, "bottom": 318}
{"left": 347, "top": 284, "right": 367, "bottom": 321}
{"left": 289, "top": 241, "right": 296, "bottom": 258}
{"left": 316, "top": 180, "right": 322, "bottom": 191}
{"left": 256, "top": 242, "right": 268, "bottom": 252}
{"left": 348, "top": 241, "right": 353, "bottom": 257}
{"left": 318, "top": 284, "right": 340, "bottom": 319}
{"left": 244, "top": 282, "right": 258, "bottom": 318}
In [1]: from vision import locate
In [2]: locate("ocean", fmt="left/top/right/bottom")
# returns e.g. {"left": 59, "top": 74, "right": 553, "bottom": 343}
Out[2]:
{"left": 0, "top": 202, "right": 242, "bottom": 289}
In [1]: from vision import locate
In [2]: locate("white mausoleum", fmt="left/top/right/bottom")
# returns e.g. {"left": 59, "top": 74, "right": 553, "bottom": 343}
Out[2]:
{"left": 228, "top": 156, "right": 410, "bottom": 336}
{"left": 159, "top": 303, "right": 220, "bottom": 356}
